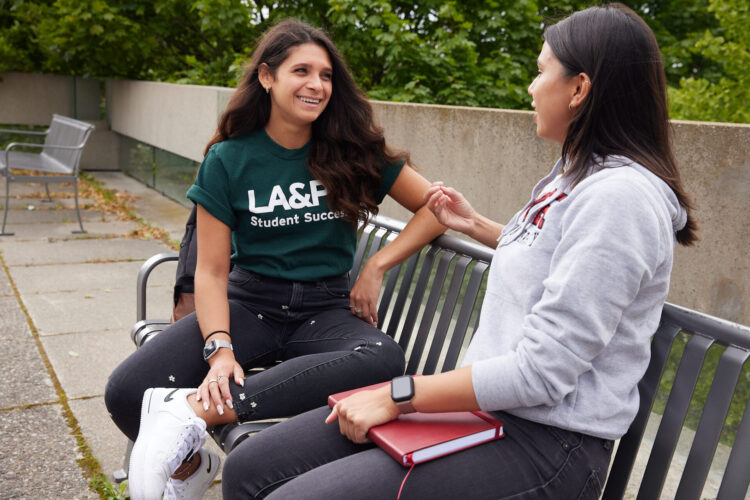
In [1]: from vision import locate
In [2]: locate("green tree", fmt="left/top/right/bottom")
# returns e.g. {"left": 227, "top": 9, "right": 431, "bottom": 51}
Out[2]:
{"left": 1, "top": 1, "right": 747, "bottom": 122}
{"left": 668, "top": 0, "right": 750, "bottom": 123}
{"left": 0, "top": 0, "right": 262, "bottom": 86}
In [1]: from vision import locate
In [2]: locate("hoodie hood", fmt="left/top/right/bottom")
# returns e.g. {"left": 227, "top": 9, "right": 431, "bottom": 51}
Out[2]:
{"left": 559, "top": 154, "right": 688, "bottom": 233}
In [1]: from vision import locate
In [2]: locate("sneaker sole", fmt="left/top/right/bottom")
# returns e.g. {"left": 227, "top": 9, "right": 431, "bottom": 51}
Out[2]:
{"left": 128, "top": 387, "right": 156, "bottom": 499}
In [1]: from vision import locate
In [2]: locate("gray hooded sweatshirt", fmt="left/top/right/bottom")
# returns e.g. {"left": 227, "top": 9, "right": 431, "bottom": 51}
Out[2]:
{"left": 464, "top": 155, "right": 687, "bottom": 440}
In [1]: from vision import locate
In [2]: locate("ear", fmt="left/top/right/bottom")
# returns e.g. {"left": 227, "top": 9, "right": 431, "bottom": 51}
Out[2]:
{"left": 570, "top": 72, "right": 592, "bottom": 108}
{"left": 258, "top": 63, "right": 274, "bottom": 91}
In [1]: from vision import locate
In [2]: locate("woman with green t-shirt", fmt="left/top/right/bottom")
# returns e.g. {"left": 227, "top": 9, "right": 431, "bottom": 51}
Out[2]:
{"left": 105, "top": 19, "right": 445, "bottom": 500}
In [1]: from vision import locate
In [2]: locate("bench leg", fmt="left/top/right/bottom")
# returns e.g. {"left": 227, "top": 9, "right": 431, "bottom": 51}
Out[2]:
{"left": 1, "top": 177, "right": 14, "bottom": 236}
{"left": 112, "top": 438, "right": 133, "bottom": 483}
{"left": 71, "top": 177, "right": 86, "bottom": 234}
{"left": 42, "top": 183, "right": 53, "bottom": 202}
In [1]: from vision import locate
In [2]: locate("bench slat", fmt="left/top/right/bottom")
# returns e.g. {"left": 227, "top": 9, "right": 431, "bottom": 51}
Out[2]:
{"left": 637, "top": 333, "right": 715, "bottom": 499}
{"left": 676, "top": 346, "right": 750, "bottom": 499}
{"left": 383, "top": 250, "right": 419, "bottom": 339}
{"left": 441, "top": 260, "right": 488, "bottom": 372}
{"left": 396, "top": 246, "right": 437, "bottom": 356}
{"left": 603, "top": 321, "right": 682, "bottom": 499}
{"left": 406, "top": 248, "right": 454, "bottom": 374}
{"left": 718, "top": 392, "right": 750, "bottom": 499}
{"left": 422, "top": 254, "right": 469, "bottom": 375}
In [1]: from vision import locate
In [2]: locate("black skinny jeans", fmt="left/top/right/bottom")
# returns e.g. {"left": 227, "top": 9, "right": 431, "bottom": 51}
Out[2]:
{"left": 223, "top": 407, "right": 614, "bottom": 500}
{"left": 105, "top": 267, "right": 406, "bottom": 441}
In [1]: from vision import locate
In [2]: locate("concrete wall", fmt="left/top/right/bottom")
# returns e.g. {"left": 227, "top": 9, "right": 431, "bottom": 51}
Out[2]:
{"left": 371, "top": 101, "right": 750, "bottom": 327}
{"left": 0, "top": 72, "right": 120, "bottom": 170}
{"left": 4, "top": 74, "right": 749, "bottom": 325}
{"left": 106, "top": 79, "right": 232, "bottom": 163}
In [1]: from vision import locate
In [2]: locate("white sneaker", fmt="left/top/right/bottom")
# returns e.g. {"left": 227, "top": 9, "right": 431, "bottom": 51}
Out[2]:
{"left": 163, "top": 448, "right": 221, "bottom": 500}
{"left": 128, "top": 388, "right": 207, "bottom": 500}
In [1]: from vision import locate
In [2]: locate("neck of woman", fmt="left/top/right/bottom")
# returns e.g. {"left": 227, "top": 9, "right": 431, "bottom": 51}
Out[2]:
{"left": 264, "top": 119, "right": 312, "bottom": 150}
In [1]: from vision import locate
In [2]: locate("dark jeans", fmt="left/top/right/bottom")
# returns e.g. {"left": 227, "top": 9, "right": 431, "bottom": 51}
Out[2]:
{"left": 105, "top": 267, "right": 406, "bottom": 441}
{"left": 222, "top": 407, "right": 614, "bottom": 500}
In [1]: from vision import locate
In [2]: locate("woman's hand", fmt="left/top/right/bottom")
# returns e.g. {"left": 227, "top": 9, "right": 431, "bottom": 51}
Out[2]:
{"left": 195, "top": 350, "right": 244, "bottom": 416}
{"left": 348, "top": 261, "right": 385, "bottom": 327}
{"left": 325, "top": 385, "right": 400, "bottom": 443}
{"left": 424, "top": 182, "right": 477, "bottom": 234}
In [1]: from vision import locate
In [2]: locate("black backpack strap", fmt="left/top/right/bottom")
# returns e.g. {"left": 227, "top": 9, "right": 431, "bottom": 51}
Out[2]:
{"left": 173, "top": 204, "right": 198, "bottom": 306}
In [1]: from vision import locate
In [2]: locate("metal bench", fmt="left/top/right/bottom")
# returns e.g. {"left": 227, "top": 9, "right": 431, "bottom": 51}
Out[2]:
{"left": 0, "top": 114, "right": 95, "bottom": 235}
{"left": 123, "top": 214, "right": 750, "bottom": 499}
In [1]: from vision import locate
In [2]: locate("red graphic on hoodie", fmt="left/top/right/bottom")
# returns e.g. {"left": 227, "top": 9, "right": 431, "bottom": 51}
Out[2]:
{"left": 523, "top": 190, "right": 568, "bottom": 229}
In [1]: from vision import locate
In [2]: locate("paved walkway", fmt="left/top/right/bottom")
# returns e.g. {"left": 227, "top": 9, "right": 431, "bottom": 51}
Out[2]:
{"left": 0, "top": 172, "right": 224, "bottom": 499}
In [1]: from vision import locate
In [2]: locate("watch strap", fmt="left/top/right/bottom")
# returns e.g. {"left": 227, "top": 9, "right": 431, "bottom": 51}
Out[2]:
{"left": 211, "top": 339, "right": 233, "bottom": 352}
{"left": 395, "top": 399, "right": 417, "bottom": 414}
{"left": 203, "top": 338, "right": 233, "bottom": 361}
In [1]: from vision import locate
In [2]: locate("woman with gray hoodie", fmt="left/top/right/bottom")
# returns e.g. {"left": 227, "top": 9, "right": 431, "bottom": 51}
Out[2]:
{"left": 222, "top": 4, "right": 698, "bottom": 499}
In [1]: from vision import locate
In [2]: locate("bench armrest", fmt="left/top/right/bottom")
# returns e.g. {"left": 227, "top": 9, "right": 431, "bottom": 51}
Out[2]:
{"left": 4, "top": 141, "right": 88, "bottom": 152}
{"left": 137, "top": 252, "right": 179, "bottom": 322}
{"left": 0, "top": 128, "right": 48, "bottom": 136}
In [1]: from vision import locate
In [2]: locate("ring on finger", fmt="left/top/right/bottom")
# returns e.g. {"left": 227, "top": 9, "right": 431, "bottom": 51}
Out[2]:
{"left": 354, "top": 308, "right": 363, "bottom": 313}
{"left": 208, "top": 379, "right": 219, "bottom": 385}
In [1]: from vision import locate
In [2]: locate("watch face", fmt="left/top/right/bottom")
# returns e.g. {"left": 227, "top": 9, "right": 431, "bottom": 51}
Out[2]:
{"left": 202, "top": 341, "right": 215, "bottom": 360}
{"left": 391, "top": 376, "right": 414, "bottom": 402}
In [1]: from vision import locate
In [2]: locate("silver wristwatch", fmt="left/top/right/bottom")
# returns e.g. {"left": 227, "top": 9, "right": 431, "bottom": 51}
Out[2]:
{"left": 202, "top": 339, "right": 233, "bottom": 361}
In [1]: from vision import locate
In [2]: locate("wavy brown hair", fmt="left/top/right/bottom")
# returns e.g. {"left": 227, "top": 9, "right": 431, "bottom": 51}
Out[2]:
{"left": 205, "top": 19, "right": 408, "bottom": 225}
{"left": 545, "top": 3, "right": 698, "bottom": 245}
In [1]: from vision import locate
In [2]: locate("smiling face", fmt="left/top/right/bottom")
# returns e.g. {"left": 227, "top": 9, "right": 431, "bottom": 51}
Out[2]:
{"left": 260, "top": 42, "right": 333, "bottom": 141}
{"left": 528, "top": 42, "right": 578, "bottom": 144}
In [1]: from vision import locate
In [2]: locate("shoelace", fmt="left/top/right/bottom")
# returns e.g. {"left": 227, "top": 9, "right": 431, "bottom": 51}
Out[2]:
{"left": 166, "top": 419, "right": 205, "bottom": 473}
{"left": 163, "top": 477, "right": 187, "bottom": 500}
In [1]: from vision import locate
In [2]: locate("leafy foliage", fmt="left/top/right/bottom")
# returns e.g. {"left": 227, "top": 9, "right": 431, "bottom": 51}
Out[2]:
{"left": 667, "top": 0, "right": 750, "bottom": 123}
{"left": 0, "top": 0, "right": 747, "bottom": 122}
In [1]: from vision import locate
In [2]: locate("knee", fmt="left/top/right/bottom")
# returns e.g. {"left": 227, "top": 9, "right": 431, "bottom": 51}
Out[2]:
{"left": 365, "top": 335, "right": 406, "bottom": 378}
{"left": 104, "top": 373, "right": 123, "bottom": 416}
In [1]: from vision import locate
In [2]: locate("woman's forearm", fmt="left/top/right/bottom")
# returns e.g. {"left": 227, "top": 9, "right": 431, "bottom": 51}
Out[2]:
{"left": 194, "top": 270, "right": 231, "bottom": 340}
{"left": 411, "top": 367, "right": 480, "bottom": 413}
{"left": 465, "top": 212, "right": 505, "bottom": 248}
{"left": 366, "top": 206, "right": 445, "bottom": 274}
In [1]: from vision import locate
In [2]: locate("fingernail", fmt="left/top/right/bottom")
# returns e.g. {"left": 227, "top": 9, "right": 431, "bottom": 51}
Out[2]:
{"left": 217, "top": 405, "right": 224, "bottom": 416}
{"left": 239, "top": 378, "right": 245, "bottom": 387}
{"left": 196, "top": 393, "right": 201, "bottom": 401}
{"left": 226, "top": 399, "right": 233, "bottom": 409}
{"left": 203, "top": 402, "right": 209, "bottom": 411}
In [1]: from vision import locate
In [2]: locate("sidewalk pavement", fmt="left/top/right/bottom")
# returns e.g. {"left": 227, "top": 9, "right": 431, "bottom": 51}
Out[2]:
{"left": 0, "top": 172, "right": 224, "bottom": 499}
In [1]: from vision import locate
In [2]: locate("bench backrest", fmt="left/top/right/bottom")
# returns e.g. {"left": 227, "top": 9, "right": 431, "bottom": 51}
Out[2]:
{"left": 603, "top": 303, "right": 750, "bottom": 499}
{"left": 353, "top": 215, "right": 493, "bottom": 376}
{"left": 42, "top": 114, "right": 95, "bottom": 173}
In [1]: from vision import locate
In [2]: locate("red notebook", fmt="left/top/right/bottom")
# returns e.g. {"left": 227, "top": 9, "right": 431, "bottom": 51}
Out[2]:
{"left": 328, "top": 382, "right": 504, "bottom": 467}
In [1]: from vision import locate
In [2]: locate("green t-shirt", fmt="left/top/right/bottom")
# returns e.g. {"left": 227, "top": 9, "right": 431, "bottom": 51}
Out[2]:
{"left": 187, "top": 129, "right": 404, "bottom": 281}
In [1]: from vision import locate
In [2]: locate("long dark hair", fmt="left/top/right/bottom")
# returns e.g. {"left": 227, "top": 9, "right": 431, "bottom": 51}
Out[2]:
{"left": 545, "top": 3, "right": 697, "bottom": 245}
{"left": 205, "top": 19, "right": 407, "bottom": 225}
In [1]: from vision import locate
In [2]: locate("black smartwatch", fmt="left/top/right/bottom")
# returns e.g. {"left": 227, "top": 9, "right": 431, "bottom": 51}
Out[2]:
{"left": 391, "top": 375, "right": 416, "bottom": 414}
{"left": 202, "top": 339, "right": 233, "bottom": 361}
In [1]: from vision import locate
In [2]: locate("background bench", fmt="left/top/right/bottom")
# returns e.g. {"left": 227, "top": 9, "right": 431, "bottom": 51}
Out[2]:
{"left": 0, "top": 114, "right": 95, "bottom": 235}
{"left": 124, "top": 214, "right": 750, "bottom": 499}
